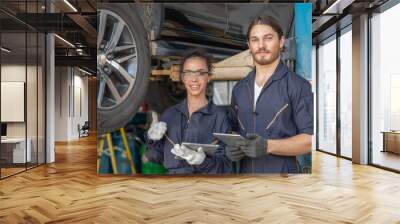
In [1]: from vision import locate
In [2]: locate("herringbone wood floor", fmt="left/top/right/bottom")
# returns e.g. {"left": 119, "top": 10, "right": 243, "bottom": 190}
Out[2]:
{"left": 1, "top": 135, "right": 399, "bottom": 223}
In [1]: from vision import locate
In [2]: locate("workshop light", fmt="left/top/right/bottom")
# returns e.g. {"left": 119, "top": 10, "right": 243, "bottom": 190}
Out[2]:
{"left": 1, "top": 47, "right": 11, "bottom": 53}
{"left": 78, "top": 67, "right": 93, "bottom": 76}
{"left": 63, "top": 0, "right": 78, "bottom": 12}
{"left": 76, "top": 48, "right": 84, "bottom": 55}
{"left": 54, "top": 34, "right": 75, "bottom": 48}
{"left": 323, "top": 0, "right": 355, "bottom": 15}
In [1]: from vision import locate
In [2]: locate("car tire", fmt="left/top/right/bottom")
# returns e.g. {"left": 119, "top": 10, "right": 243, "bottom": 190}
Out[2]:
{"left": 97, "top": 4, "right": 150, "bottom": 135}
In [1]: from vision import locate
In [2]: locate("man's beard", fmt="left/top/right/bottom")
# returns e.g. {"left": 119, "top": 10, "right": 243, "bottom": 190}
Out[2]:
{"left": 252, "top": 48, "right": 280, "bottom": 65}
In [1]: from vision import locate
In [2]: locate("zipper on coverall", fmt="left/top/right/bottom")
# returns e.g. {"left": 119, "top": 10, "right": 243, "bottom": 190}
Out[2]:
{"left": 246, "top": 82, "right": 255, "bottom": 173}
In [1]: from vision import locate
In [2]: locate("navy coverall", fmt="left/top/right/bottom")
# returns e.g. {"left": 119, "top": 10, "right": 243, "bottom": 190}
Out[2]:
{"left": 146, "top": 99, "right": 232, "bottom": 174}
{"left": 230, "top": 61, "right": 314, "bottom": 173}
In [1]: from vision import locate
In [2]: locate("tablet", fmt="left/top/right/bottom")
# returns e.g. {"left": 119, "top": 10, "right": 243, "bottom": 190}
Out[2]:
{"left": 182, "top": 142, "right": 219, "bottom": 156}
{"left": 212, "top": 133, "right": 247, "bottom": 147}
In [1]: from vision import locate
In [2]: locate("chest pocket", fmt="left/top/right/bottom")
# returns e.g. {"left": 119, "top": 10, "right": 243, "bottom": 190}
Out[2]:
{"left": 234, "top": 104, "right": 246, "bottom": 133}
{"left": 265, "top": 102, "right": 295, "bottom": 138}
{"left": 266, "top": 103, "right": 289, "bottom": 130}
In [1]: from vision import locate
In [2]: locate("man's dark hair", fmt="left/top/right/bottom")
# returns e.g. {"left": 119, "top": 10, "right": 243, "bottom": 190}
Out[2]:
{"left": 246, "top": 16, "right": 284, "bottom": 40}
{"left": 179, "top": 48, "right": 213, "bottom": 75}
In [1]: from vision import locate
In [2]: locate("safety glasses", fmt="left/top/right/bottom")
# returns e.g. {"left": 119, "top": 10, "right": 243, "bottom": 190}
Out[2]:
{"left": 181, "top": 70, "right": 209, "bottom": 80}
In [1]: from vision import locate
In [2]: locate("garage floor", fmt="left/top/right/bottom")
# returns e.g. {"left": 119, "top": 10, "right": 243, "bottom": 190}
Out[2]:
{"left": 0, "top": 135, "right": 399, "bottom": 223}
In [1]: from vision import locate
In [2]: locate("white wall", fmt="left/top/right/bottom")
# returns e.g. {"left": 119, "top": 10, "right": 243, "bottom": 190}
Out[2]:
{"left": 1, "top": 82, "right": 25, "bottom": 122}
{"left": 1, "top": 65, "right": 39, "bottom": 138}
{"left": 54, "top": 67, "right": 69, "bottom": 141}
{"left": 73, "top": 73, "right": 89, "bottom": 137}
{"left": 54, "top": 67, "right": 89, "bottom": 141}
{"left": 1, "top": 63, "right": 46, "bottom": 164}
{"left": 1, "top": 65, "right": 26, "bottom": 133}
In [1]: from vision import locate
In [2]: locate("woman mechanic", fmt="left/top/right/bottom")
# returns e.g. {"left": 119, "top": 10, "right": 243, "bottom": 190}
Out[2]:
{"left": 144, "top": 49, "right": 232, "bottom": 174}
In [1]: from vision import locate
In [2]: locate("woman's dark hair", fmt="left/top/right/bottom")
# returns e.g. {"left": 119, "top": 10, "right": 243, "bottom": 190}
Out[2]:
{"left": 246, "top": 16, "right": 284, "bottom": 40}
{"left": 179, "top": 48, "right": 214, "bottom": 75}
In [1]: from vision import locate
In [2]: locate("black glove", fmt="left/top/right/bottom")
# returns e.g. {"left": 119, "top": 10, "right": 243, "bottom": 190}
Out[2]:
{"left": 225, "top": 145, "right": 245, "bottom": 161}
{"left": 242, "top": 133, "right": 268, "bottom": 158}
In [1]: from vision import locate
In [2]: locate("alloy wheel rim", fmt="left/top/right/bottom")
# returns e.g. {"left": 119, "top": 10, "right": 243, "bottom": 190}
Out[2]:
{"left": 97, "top": 9, "right": 138, "bottom": 110}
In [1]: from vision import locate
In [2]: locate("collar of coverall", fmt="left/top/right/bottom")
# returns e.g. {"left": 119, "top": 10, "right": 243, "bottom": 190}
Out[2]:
{"left": 245, "top": 60, "right": 288, "bottom": 85}
{"left": 174, "top": 98, "right": 214, "bottom": 117}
